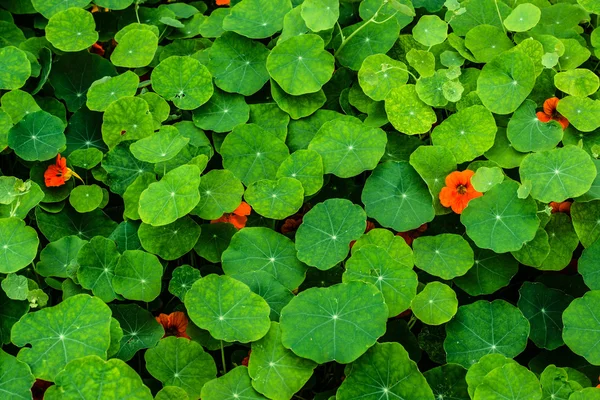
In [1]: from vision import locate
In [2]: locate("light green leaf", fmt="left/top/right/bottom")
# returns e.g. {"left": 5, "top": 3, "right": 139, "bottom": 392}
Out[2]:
{"left": 76, "top": 236, "right": 120, "bottom": 302}
{"left": 113, "top": 250, "right": 162, "bottom": 302}
{"left": 413, "top": 15, "right": 447, "bottom": 47}
{"left": 8, "top": 110, "right": 65, "bottom": 161}
{"left": 193, "top": 169, "right": 244, "bottom": 220}
{"left": 351, "top": 228, "right": 414, "bottom": 266}
{"left": 411, "top": 282, "right": 458, "bottom": 325}
{"left": 579, "top": 238, "right": 600, "bottom": 291}
{"left": 385, "top": 84, "right": 437, "bottom": 134}
{"left": 409, "top": 145, "right": 456, "bottom": 215}
{"left": 271, "top": 80, "right": 326, "bottom": 120}
{"left": 563, "top": 290, "right": 600, "bottom": 365}
{"left": 223, "top": 0, "right": 292, "bottom": 39}
{"left": 123, "top": 173, "right": 156, "bottom": 220}
{"left": 503, "top": 3, "right": 541, "bottom": 32}
{"left": 301, "top": 0, "right": 338, "bottom": 32}
{"left": 473, "top": 363, "right": 542, "bottom": 400}
{"left": 168, "top": 265, "right": 200, "bottom": 302}
{"left": 507, "top": 99, "right": 563, "bottom": 152}
{"left": 471, "top": 167, "right": 504, "bottom": 193}
{"left": 101, "top": 97, "right": 154, "bottom": 149}
{"left": 69, "top": 184, "right": 103, "bottom": 213}
{"left": 358, "top": 54, "right": 409, "bottom": 102}
{"left": 465, "top": 354, "right": 517, "bottom": 398}
{"left": 245, "top": 178, "right": 304, "bottom": 220}
{"left": 276, "top": 149, "right": 324, "bottom": 196}
{"left": 0, "top": 350, "right": 35, "bottom": 400}
{"left": 86, "top": 71, "right": 139, "bottom": 112}
{"left": 511, "top": 228, "right": 550, "bottom": 268}
{"left": 45, "top": 8, "right": 97, "bottom": 52}
{"left": 110, "top": 28, "right": 158, "bottom": 68}
{"left": 554, "top": 69, "right": 599, "bottom": 97}
{"left": 448, "top": 0, "right": 511, "bottom": 36}
{"left": 0, "top": 217, "right": 38, "bottom": 274}
{"left": 556, "top": 96, "right": 600, "bottom": 132}
{"left": 413, "top": 234, "right": 474, "bottom": 280}
{"left": 35, "top": 235, "right": 87, "bottom": 278}
{"left": 539, "top": 212, "right": 579, "bottom": 271}
{"left": 192, "top": 88, "right": 249, "bottom": 133}
{"left": 539, "top": 365, "right": 582, "bottom": 400}
{"left": 130, "top": 126, "right": 190, "bottom": 164}
{"left": 0, "top": 46, "right": 30, "bottom": 90}
{"left": 31, "top": 0, "right": 90, "bottom": 18}
{"left": 232, "top": 271, "right": 294, "bottom": 321}
{"left": 1, "top": 273, "right": 28, "bottom": 300}
{"left": 201, "top": 366, "right": 268, "bottom": 400}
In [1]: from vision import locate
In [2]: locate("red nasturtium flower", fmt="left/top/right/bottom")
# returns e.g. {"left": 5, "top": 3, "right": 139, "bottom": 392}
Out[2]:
{"left": 211, "top": 201, "right": 251, "bottom": 229}
{"left": 44, "top": 154, "right": 83, "bottom": 187}
{"left": 216, "top": 0, "right": 230, "bottom": 5}
{"left": 439, "top": 170, "right": 483, "bottom": 214}
{"left": 549, "top": 201, "right": 572, "bottom": 215}
{"left": 536, "top": 97, "right": 569, "bottom": 129}
{"left": 90, "top": 42, "right": 105, "bottom": 57}
{"left": 156, "top": 312, "right": 190, "bottom": 339}
{"left": 396, "top": 223, "right": 428, "bottom": 246}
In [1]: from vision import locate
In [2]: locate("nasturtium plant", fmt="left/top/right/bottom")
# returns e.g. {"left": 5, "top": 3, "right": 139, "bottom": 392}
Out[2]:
{"left": 1, "top": 0, "right": 599, "bottom": 398}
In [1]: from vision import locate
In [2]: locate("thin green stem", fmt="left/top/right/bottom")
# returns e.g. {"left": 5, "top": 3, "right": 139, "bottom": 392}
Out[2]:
{"left": 336, "top": 21, "right": 345, "bottom": 42}
{"left": 494, "top": 0, "right": 507, "bottom": 34}
{"left": 336, "top": 2, "right": 393, "bottom": 55}
{"left": 220, "top": 340, "right": 227, "bottom": 374}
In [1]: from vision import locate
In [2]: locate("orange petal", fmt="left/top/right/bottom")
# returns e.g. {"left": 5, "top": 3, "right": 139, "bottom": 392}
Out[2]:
{"left": 233, "top": 201, "right": 251, "bottom": 216}
{"left": 229, "top": 214, "right": 248, "bottom": 229}
{"left": 536, "top": 111, "right": 552, "bottom": 123}
{"left": 556, "top": 116, "right": 569, "bottom": 129}
{"left": 543, "top": 97, "right": 559, "bottom": 116}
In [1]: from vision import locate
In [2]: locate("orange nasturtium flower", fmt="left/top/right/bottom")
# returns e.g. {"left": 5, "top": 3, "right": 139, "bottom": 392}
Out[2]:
{"left": 536, "top": 97, "right": 569, "bottom": 129}
{"left": 216, "top": 0, "right": 230, "bottom": 5}
{"left": 44, "top": 154, "right": 83, "bottom": 187}
{"left": 439, "top": 170, "right": 483, "bottom": 214}
{"left": 211, "top": 201, "right": 251, "bottom": 229}
{"left": 156, "top": 312, "right": 191, "bottom": 339}
{"left": 549, "top": 201, "right": 572, "bottom": 215}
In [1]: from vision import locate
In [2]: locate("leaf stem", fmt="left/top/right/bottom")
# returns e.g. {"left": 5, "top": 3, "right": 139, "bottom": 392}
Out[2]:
{"left": 494, "top": 0, "right": 507, "bottom": 34}
{"left": 336, "top": 1, "right": 394, "bottom": 55}
{"left": 220, "top": 340, "right": 227, "bottom": 374}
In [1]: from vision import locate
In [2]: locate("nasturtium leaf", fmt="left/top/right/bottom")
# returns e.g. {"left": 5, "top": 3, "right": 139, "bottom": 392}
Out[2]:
{"left": 45, "top": 8, "right": 97, "bottom": 52}
{"left": 539, "top": 212, "right": 578, "bottom": 271}
{"left": 35, "top": 206, "right": 117, "bottom": 242}
{"left": 208, "top": 32, "right": 270, "bottom": 96}
{"left": 145, "top": 337, "right": 217, "bottom": 399}
{"left": 11, "top": 294, "right": 112, "bottom": 381}
{"left": 30, "top": 0, "right": 89, "bottom": 18}
{"left": 222, "top": 227, "right": 307, "bottom": 290}
{"left": 270, "top": 80, "right": 326, "bottom": 120}
{"left": 554, "top": 69, "right": 599, "bottom": 97}
{"left": 413, "top": 15, "right": 447, "bottom": 47}
{"left": 570, "top": 388, "right": 600, "bottom": 400}
{"left": 411, "top": 282, "right": 458, "bottom": 325}
{"left": 76, "top": 236, "right": 120, "bottom": 303}
{"left": 415, "top": 70, "right": 451, "bottom": 108}
{"left": 518, "top": 282, "right": 572, "bottom": 351}
{"left": 406, "top": 49, "right": 436, "bottom": 78}
{"left": 559, "top": 39, "right": 590, "bottom": 71}
{"left": 351, "top": 228, "right": 414, "bottom": 266}
{"left": 94, "top": 0, "right": 133, "bottom": 9}
{"left": 36, "top": 235, "right": 86, "bottom": 278}
{"left": 138, "top": 165, "right": 201, "bottom": 227}
{"left": 185, "top": 274, "right": 271, "bottom": 343}
{"left": 245, "top": 178, "right": 304, "bottom": 220}
{"left": 192, "top": 89, "right": 249, "bottom": 133}
{"left": 358, "top": 54, "right": 408, "bottom": 102}
{"left": 454, "top": 246, "right": 518, "bottom": 296}
{"left": 8, "top": 110, "right": 65, "bottom": 161}
{"left": 295, "top": 198, "right": 366, "bottom": 270}
{"left": 413, "top": 234, "right": 474, "bottom": 280}
{"left": 267, "top": 34, "right": 334, "bottom": 96}
{"left": 511, "top": 227, "right": 550, "bottom": 268}
{"left": 444, "top": 299, "right": 530, "bottom": 368}
{"left": 191, "top": 172, "right": 242, "bottom": 221}
{"left": 130, "top": 126, "right": 189, "bottom": 164}
{"left": 0, "top": 46, "right": 30, "bottom": 90}
{"left": 155, "top": 387, "right": 189, "bottom": 400}
{"left": 201, "top": 366, "right": 267, "bottom": 400}
{"left": 507, "top": 99, "right": 563, "bottom": 152}
{"left": 423, "top": 364, "right": 468, "bottom": 400}
{"left": 101, "top": 97, "right": 154, "bottom": 149}
{"left": 151, "top": 56, "right": 213, "bottom": 110}
{"left": 337, "top": 342, "right": 434, "bottom": 400}
{"left": 0, "top": 288, "right": 28, "bottom": 345}
{"left": 233, "top": 271, "right": 294, "bottom": 321}
{"left": 409, "top": 145, "right": 456, "bottom": 214}
{"left": 69, "top": 184, "right": 103, "bottom": 213}
{"left": 248, "top": 322, "right": 317, "bottom": 400}
{"left": 280, "top": 281, "right": 388, "bottom": 363}
{"left": 485, "top": 127, "right": 527, "bottom": 169}
{"left": 538, "top": 365, "right": 582, "bottom": 400}
{"left": 64, "top": 108, "right": 107, "bottom": 153}
{"left": 473, "top": 363, "right": 542, "bottom": 400}
{"left": 112, "top": 250, "right": 162, "bottom": 302}
{"left": 276, "top": 149, "right": 323, "bottom": 196}
{"left": 477, "top": 50, "right": 536, "bottom": 115}
{"left": 1, "top": 273, "right": 28, "bottom": 300}
{"left": 248, "top": 103, "right": 290, "bottom": 141}
{"left": 579, "top": 239, "right": 600, "bottom": 290}
{"left": 385, "top": 85, "right": 437, "bottom": 135}
{"left": 223, "top": 0, "right": 292, "bottom": 39}
{"left": 103, "top": 143, "right": 153, "bottom": 197}
{"left": 0, "top": 217, "right": 38, "bottom": 274}
{"left": 109, "top": 221, "right": 142, "bottom": 253}
{"left": 461, "top": 180, "right": 540, "bottom": 253}
{"left": 69, "top": 148, "right": 103, "bottom": 170}
{"left": 449, "top": 0, "right": 511, "bottom": 36}
{"left": 308, "top": 118, "right": 386, "bottom": 178}
{"left": 138, "top": 217, "right": 200, "bottom": 261}
{"left": 343, "top": 245, "right": 418, "bottom": 317}
{"left": 520, "top": 146, "right": 596, "bottom": 203}
{"left": 169, "top": 265, "right": 200, "bottom": 301}
{"left": 465, "top": 354, "right": 517, "bottom": 398}
{"left": 504, "top": 3, "right": 541, "bottom": 32}
{"left": 470, "top": 167, "right": 504, "bottom": 193}
{"left": 301, "top": 0, "right": 338, "bottom": 32}
{"left": 110, "top": 303, "right": 164, "bottom": 362}
{"left": 111, "top": 28, "right": 158, "bottom": 68}
{"left": 431, "top": 105, "right": 496, "bottom": 164}
{"left": 0, "top": 350, "right": 35, "bottom": 400}
{"left": 221, "top": 124, "right": 290, "bottom": 186}
{"left": 556, "top": 96, "right": 600, "bottom": 133}
{"left": 362, "top": 161, "right": 435, "bottom": 232}
{"left": 86, "top": 71, "right": 139, "bottom": 112}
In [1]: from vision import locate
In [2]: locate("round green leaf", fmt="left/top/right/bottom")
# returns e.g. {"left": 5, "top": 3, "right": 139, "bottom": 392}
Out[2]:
{"left": 113, "top": 250, "right": 162, "bottom": 302}
{"left": 267, "top": 34, "right": 334, "bottom": 96}
{"left": 518, "top": 282, "right": 572, "bottom": 351}
{"left": 110, "top": 221, "right": 142, "bottom": 252}
{"left": 138, "top": 217, "right": 201, "bottom": 261}
{"left": 201, "top": 366, "right": 267, "bottom": 400}
{"left": 69, "top": 184, "right": 103, "bottom": 213}
{"left": 473, "top": 363, "right": 542, "bottom": 400}
{"left": 36, "top": 235, "right": 87, "bottom": 278}
{"left": 31, "top": 0, "right": 90, "bottom": 18}
{"left": 295, "top": 198, "right": 366, "bottom": 270}
{"left": 385, "top": 84, "right": 437, "bottom": 134}
{"left": 563, "top": 290, "right": 600, "bottom": 365}
{"left": 110, "top": 28, "right": 158, "bottom": 68}
{"left": 193, "top": 169, "right": 244, "bottom": 220}
{"left": 168, "top": 265, "right": 200, "bottom": 302}
{"left": 461, "top": 180, "right": 540, "bottom": 253}
{"left": 411, "top": 282, "right": 458, "bottom": 325}
{"left": 76, "top": 236, "right": 120, "bottom": 302}
{"left": 466, "top": 354, "right": 517, "bottom": 398}
{"left": 11, "top": 294, "right": 112, "bottom": 381}
{"left": 0, "top": 217, "right": 39, "bottom": 274}
{"left": 431, "top": 105, "right": 497, "bottom": 164}
{"left": 485, "top": 127, "right": 528, "bottom": 169}
{"left": 358, "top": 54, "right": 409, "bottom": 102}
{"left": 110, "top": 303, "right": 164, "bottom": 362}
{"left": 423, "top": 364, "right": 468, "bottom": 400}
{"left": 145, "top": 337, "right": 217, "bottom": 399}
{"left": 503, "top": 3, "right": 541, "bottom": 32}
{"left": 280, "top": 281, "right": 388, "bottom": 364}
{"left": 413, "top": 234, "right": 474, "bottom": 280}
{"left": 554, "top": 69, "right": 599, "bottom": 97}
{"left": 351, "top": 228, "right": 414, "bottom": 266}
{"left": 444, "top": 299, "right": 530, "bottom": 368}
{"left": 151, "top": 56, "right": 213, "bottom": 110}
{"left": 300, "top": 0, "right": 338, "bottom": 32}
{"left": 192, "top": 88, "right": 249, "bottom": 133}
{"left": 138, "top": 165, "right": 201, "bottom": 227}
{"left": 35, "top": 206, "right": 117, "bottom": 242}
{"left": 362, "top": 161, "right": 435, "bottom": 232}
{"left": 477, "top": 50, "right": 536, "bottom": 115}
{"left": 270, "top": 80, "right": 326, "bottom": 120}
{"left": 245, "top": 178, "right": 304, "bottom": 220}
{"left": 454, "top": 246, "right": 519, "bottom": 296}
{"left": 94, "top": 0, "right": 133, "bottom": 10}
{"left": 207, "top": 32, "right": 270, "bottom": 96}
{"left": 232, "top": 271, "right": 294, "bottom": 322}
{"left": 130, "top": 126, "right": 190, "bottom": 164}
{"left": 579, "top": 238, "right": 600, "bottom": 290}
{"left": 221, "top": 124, "right": 290, "bottom": 186}
{"left": 45, "top": 8, "right": 98, "bottom": 52}
{"left": 248, "top": 322, "right": 317, "bottom": 400}
{"left": 222, "top": 227, "right": 307, "bottom": 291}
{"left": 8, "top": 110, "right": 65, "bottom": 161}
{"left": 276, "top": 149, "right": 323, "bottom": 196}
{"left": 511, "top": 227, "right": 551, "bottom": 268}
{"left": 44, "top": 356, "right": 153, "bottom": 400}
{"left": 185, "top": 274, "right": 271, "bottom": 343}
{"left": 471, "top": 167, "right": 504, "bottom": 193}
{"left": 539, "top": 212, "right": 579, "bottom": 271}
{"left": 343, "top": 244, "right": 418, "bottom": 317}
{"left": 556, "top": 96, "right": 600, "bottom": 133}
{"left": 337, "top": 342, "right": 434, "bottom": 400}
{"left": 413, "top": 15, "right": 447, "bottom": 47}
{"left": 223, "top": 0, "right": 291, "bottom": 39}
{"left": 465, "top": 25, "right": 514, "bottom": 63}
{"left": 308, "top": 118, "right": 386, "bottom": 178}
{"left": 0, "top": 350, "right": 35, "bottom": 400}
{"left": 86, "top": 71, "right": 139, "bottom": 112}
{"left": 507, "top": 99, "right": 563, "bottom": 152}
{"left": 101, "top": 97, "right": 154, "bottom": 149}
{"left": 520, "top": 146, "right": 596, "bottom": 203}
{"left": 155, "top": 387, "right": 189, "bottom": 400}
{"left": 0, "top": 46, "right": 30, "bottom": 90}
